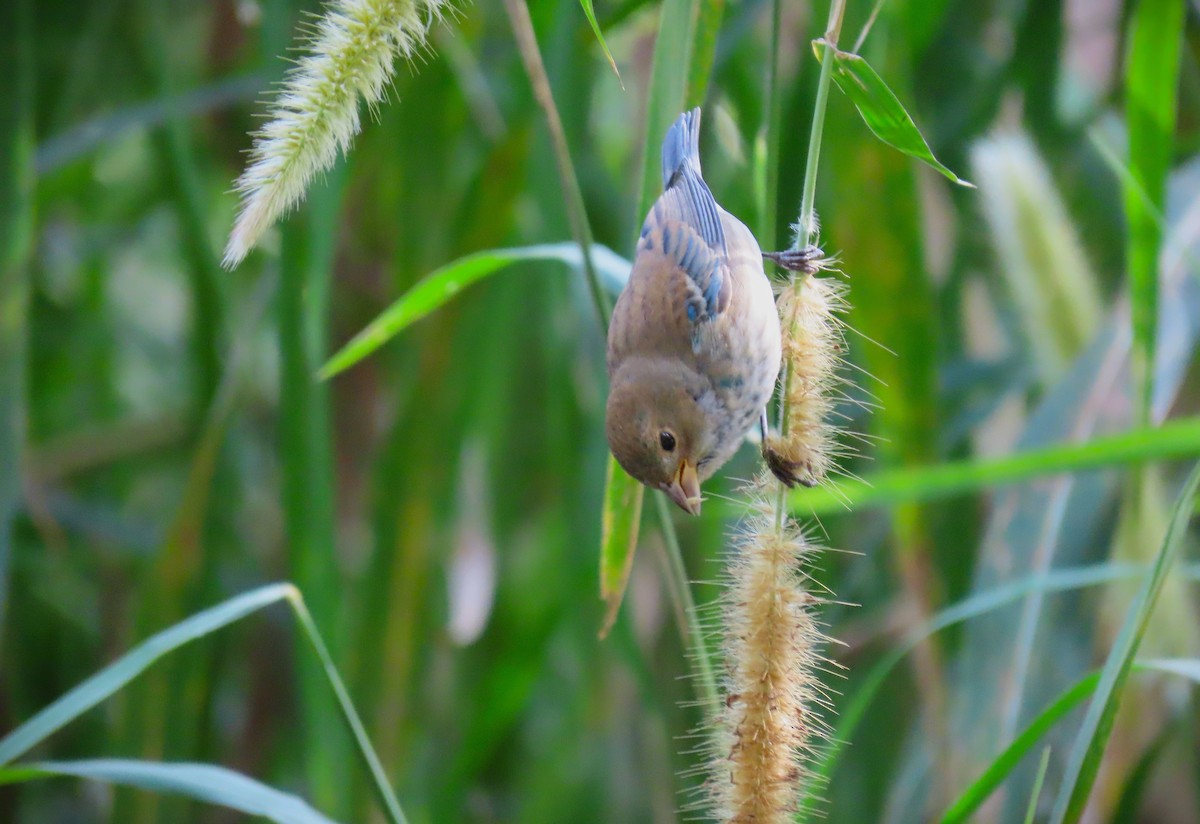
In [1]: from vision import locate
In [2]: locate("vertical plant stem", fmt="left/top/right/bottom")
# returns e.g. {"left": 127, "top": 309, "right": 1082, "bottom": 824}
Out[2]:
{"left": 758, "top": 0, "right": 783, "bottom": 251}
{"left": 773, "top": 0, "right": 845, "bottom": 532}
{"left": 796, "top": 1, "right": 845, "bottom": 248}
{"left": 265, "top": 0, "right": 350, "bottom": 813}
{"left": 278, "top": 188, "right": 349, "bottom": 814}
{"left": 0, "top": 0, "right": 34, "bottom": 640}
{"left": 500, "top": 0, "right": 609, "bottom": 327}
{"left": 654, "top": 494, "right": 720, "bottom": 717}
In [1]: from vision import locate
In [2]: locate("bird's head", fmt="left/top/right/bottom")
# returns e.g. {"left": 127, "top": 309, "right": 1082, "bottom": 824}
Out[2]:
{"left": 605, "top": 364, "right": 711, "bottom": 515}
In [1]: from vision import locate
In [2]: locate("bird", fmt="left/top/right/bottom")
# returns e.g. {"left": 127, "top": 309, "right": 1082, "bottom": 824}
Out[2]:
{"left": 606, "top": 108, "right": 811, "bottom": 515}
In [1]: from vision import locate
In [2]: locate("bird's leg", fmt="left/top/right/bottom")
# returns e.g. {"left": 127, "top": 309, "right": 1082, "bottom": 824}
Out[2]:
{"left": 762, "top": 244, "right": 824, "bottom": 274}
{"left": 760, "top": 408, "right": 814, "bottom": 488}
{"left": 763, "top": 407, "right": 820, "bottom": 486}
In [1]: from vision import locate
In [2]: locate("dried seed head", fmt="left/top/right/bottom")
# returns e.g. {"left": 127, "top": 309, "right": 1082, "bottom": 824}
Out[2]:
{"left": 705, "top": 475, "right": 832, "bottom": 823}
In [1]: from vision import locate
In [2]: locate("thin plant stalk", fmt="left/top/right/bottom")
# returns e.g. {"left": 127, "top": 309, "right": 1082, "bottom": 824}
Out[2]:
{"left": 501, "top": 0, "right": 610, "bottom": 327}
{"left": 774, "top": 0, "right": 846, "bottom": 528}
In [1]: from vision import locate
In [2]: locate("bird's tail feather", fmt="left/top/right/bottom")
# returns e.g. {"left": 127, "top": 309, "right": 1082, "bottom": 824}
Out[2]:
{"left": 656, "top": 108, "right": 726, "bottom": 253}
{"left": 661, "top": 108, "right": 703, "bottom": 188}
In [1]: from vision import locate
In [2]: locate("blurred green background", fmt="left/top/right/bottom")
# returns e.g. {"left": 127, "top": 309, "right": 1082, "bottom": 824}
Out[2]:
{"left": 3, "top": 0, "right": 1200, "bottom": 822}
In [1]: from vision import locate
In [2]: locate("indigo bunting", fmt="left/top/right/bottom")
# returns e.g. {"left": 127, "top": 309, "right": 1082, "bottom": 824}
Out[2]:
{"left": 606, "top": 108, "right": 815, "bottom": 514}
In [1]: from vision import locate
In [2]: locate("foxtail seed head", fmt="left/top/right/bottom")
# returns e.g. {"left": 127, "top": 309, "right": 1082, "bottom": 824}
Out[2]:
{"left": 764, "top": 274, "right": 847, "bottom": 487}
{"left": 224, "top": 0, "right": 446, "bottom": 268}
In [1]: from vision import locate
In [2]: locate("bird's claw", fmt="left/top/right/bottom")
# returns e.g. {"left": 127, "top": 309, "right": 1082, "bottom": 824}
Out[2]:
{"left": 762, "top": 245, "right": 824, "bottom": 274}
{"left": 763, "top": 442, "right": 818, "bottom": 489}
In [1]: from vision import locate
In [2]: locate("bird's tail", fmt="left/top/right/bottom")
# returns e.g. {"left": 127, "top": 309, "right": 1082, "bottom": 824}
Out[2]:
{"left": 661, "top": 108, "right": 702, "bottom": 189}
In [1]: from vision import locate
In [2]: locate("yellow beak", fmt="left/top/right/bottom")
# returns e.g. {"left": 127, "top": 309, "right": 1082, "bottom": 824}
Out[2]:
{"left": 665, "top": 460, "right": 702, "bottom": 515}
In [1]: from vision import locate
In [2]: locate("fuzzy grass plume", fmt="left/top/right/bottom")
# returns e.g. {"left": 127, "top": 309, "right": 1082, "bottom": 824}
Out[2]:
{"left": 705, "top": 476, "right": 834, "bottom": 823}
{"left": 765, "top": 272, "right": 848, "bottom": 487}
{"left": 702, "top": 262, "right": 848, "bottom": 823}
{"left": 224, "top": 0, "right": 445, "bottom": 268}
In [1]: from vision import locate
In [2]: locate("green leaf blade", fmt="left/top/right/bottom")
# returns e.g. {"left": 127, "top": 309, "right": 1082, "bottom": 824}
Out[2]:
{"left": 577, "top": 0, "right": 622, "bottom": 86}
{"left": 1124, "top": 0, "right": 1184, "bottom": 425}
{"left": 1050, "top": 462, "right": 1200, "bottom": 823}
{"left": 1, "top": 760, "right": 338, "bottom": 824}
{"left": 319, "top": 243, "right": 631, "bottom": 380}
{"left": 0, "top": 584, "right": 295, "bottom": 767}
{"left": 598, "top": 457, "right": 644, "bottom": 637}
{"left": 791, "top": 417, "right": 1200, "bottom": 515}
{"left": 813, "top": 39, "right": 973, "bottom": 188}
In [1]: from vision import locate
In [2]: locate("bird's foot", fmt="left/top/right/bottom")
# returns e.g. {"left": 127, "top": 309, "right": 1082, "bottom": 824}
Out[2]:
{"left": 762, "top": 245, "right": 824, "bottom": 274}
{"left": 762, "top": 438, "right": 818, "bottom": 488}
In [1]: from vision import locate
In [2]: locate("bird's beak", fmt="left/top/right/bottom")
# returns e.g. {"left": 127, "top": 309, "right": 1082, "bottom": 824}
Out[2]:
{"left": 665, "top": 460, "right": 702, "bottom": 515}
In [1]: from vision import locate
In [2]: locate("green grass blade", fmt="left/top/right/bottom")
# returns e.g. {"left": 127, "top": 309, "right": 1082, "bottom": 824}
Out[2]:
{"left": 1123, "top": 0, "right": 1184, "bottom": 426}
{"left": 319, "top": 244, "right": 631, "bottom": 379}
{"left": 288, "top": 592, "right": 408, "bottom": 824}
{"left": 941, "top": 673, "right": 1097, "bottom": 824}
{"left": 0, "top": 760, "right": 339, "bottom": 824}
{"left": 791, "top": 417, "right": 1200, "bottom": 515}
{"left": 1050, "top": 462, "right": 1200, "bottom": 824}
{"left": 812, "top": 39, "right": 973, "bottom": 188}
{"left": 279, "top": 171, "right": 351, "bottom": 813}
{"left": 0, "top": 584, "right": 296, "bottom": 766}
{"left": 808, "top": 562, "right": 1200, "bottom": 805}
{"left": 636, "top": 0, "right": 702, "bottom": 218}
{"left": 1024, "top": 747, "right": 1052, "bottom": 824}
{"left": 0, "top": 0, "right": 33, "bottom": 635}
{"left": 942, "top": 658, "right": 1200, "bottom": 823}
{"left": 685, "top": 0, "right": 723, "bottom": 110}
{"left": 576, "top": 0, "right": 622, "bottom": 84}
{"left": 599, "top": 456, "right": 645, "bottom": 637}
{"left": 1109, "top": 726, "right": 1172, "bottom": 824}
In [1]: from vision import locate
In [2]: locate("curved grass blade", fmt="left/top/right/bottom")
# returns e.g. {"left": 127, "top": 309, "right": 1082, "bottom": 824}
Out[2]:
{"left": 1124, "top": 0, "right": 1184, "bottom": 425}
{"left": 1049, "top": 462, "right": 1200, "bottom": 823}
{"left": 791, "top": 416, "right": 1200, "bottom": 515}
{"left": 806, "top": 562, "right": 1200, "bottom": 810}
{"left": 941, "top": 658, "right": 1200, "bottom": 823}
{"left": 577, "top": 0, "right": 622, "bottom": 86}
{"left": 0, "top": 760, "right": 338, "bottom": 824}
{"left": 0, "top": 581, "right": 408, "bottom": 824}
{"left": 287, "top": 592, "right": 408, "bottom": 824}
{"left": 0, "top": 584, "right": 295, "bottom": 766}
{"left": 812, "top": 39, "right": 973, "bottom": 188}
{"left": 319, "top": 243, "right": 631, "bottom": 379}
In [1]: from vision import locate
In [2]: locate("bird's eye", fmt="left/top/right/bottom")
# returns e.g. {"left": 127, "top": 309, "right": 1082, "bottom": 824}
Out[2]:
{"left": 659, "top": 431, "right": 676, "bottom": 452}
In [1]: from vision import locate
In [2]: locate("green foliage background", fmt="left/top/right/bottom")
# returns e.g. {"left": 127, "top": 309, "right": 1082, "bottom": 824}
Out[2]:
{"left": 2, "top": 0, "right": 1200, "bottom": 822}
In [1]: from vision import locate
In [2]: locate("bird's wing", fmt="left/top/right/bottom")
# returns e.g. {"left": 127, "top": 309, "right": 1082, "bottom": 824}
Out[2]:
{"left": 640, "top": 212, "right": 728, "bottom": 324}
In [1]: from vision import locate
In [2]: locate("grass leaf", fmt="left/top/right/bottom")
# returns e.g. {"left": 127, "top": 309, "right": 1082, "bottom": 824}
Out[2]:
{"left": 598, "top": 457, "right": 644, "bottom": 637}
{"left": 0, "top": 584, "right": 295, "bottom": 766}
{"left": 808, "top": 563, "right": 1200, "bottom": 804}
{"left": 1049, "top": 462, "right": 1200, "bottom": 823}
{"left": 0, "top": 760, "right": 338, "bottom": 824}
{"left": 1123, "top": 0, "right": 1184, "bottom": 425}
{"left": 812, "top": 39, "right": 973, "bottom": 188}
{"left": 577, "top": 0, "right": 622, "bottom": 85}
{"left": 319, "top": 243, "right": 631, "bottom": 379}
{"left": 791, "top": 417, "right": 1200, "bottom": 515}
{"left": 941, "top": 658, "right": 1200, "bottom": 823}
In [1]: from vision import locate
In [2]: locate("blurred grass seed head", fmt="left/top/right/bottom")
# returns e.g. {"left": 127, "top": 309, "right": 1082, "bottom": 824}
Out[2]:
{"left": 224, "top": 0, "right": 446, "bottom": 268}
